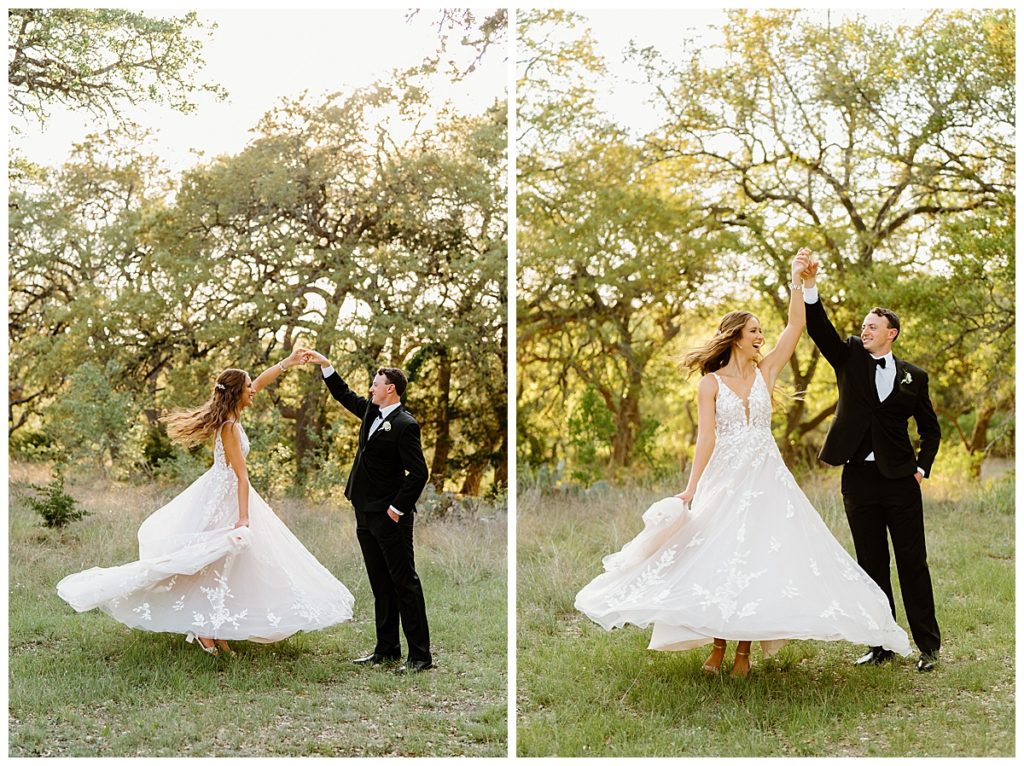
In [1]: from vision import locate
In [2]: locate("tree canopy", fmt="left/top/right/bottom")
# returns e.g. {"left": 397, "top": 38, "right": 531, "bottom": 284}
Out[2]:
{"left": 8, "top": 9, "right": 225, "bottom": 126}
{"left": 10, "top": 11, "right": 508, "bottom": 497}
{"left": 517, "top": 9, "right": 1014, "bottom": 483}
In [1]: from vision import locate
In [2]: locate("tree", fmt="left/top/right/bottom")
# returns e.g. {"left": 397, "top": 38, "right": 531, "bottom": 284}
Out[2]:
{"left": 639, "top": 9, "right": 1014, "bottom": 457}
{"left": 412, "top": 8, "right": 508, "bottom": 78}
{"left": 9, "top": 86, "right": 507, "bottom": 495}
{"left": 517, "top": 11, "right": 719, "bottom": 471}
{"left": 8, "top": 9, "right": 225, "bottom": 127}
{"left": 515, "top": 9, "right": 1013, "bottom": 480}
{"left": 892, "top": 201, "right": 1014, "bottom": 476}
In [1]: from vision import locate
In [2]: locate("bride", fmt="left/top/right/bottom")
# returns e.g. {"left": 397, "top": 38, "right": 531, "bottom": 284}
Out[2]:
{"left": 57, "top": 349, "right": 355, "bottom": 656}
{"left": 575, "top": 250, "right": 911, "bottom": 677}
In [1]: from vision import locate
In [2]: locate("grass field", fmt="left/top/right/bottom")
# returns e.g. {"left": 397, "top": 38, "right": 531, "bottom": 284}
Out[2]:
{"left": 517, "top": 472, "right": 1014, "bottom": 757}
{"left": 9, "top": 462, "right": 507, "bottom": 757}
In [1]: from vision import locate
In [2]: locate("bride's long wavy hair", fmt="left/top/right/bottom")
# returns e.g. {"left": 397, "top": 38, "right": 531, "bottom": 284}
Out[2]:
{"left": 681, "top": 311, "right": 759, "bottom": 376}
{"left": 162, "top": 368, "right": 248, "bottom": 448}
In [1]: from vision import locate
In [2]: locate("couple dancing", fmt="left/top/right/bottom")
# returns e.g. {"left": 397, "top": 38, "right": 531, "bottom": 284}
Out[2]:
{"left": 576, "top": 250, "right": 942, "bottom": 677}
{"left": 57, "top": 348, "right": 434, "bottom": 674}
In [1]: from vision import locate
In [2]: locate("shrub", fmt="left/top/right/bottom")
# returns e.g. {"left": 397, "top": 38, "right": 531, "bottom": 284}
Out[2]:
{"left": 24, "top": 469, "right": 89, "bottom": 528}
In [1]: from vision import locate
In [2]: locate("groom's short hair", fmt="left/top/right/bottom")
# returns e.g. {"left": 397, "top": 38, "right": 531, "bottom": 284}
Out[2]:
{"left": 870, "top": 307, "right": 900, "bottom": 339}
{"left": 377, "top": 367, "right": 408, "bottom": 397}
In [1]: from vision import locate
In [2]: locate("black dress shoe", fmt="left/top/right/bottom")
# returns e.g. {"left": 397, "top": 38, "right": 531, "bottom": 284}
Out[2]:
{"left": 394, "top": 659, "right": 434, "bottom": 674}
{"left": 854, "top": 647, "right": 895, "bottom": 666}
{"left": 353, "top": 652, "right": 400, "bottom": 666}
{"left": 916, "top": 652, "right": 939, "bottom": 672}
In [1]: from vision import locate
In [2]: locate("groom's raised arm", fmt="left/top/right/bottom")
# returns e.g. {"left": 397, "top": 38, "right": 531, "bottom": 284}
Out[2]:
{"left": 300, "top": 348, "right": 371, "bottom": 419}
{"left": 323, "top": 370, "right": 370, "bottom": 420}
{"left": 804, "top": 286, "right": 851, "bottom": 370}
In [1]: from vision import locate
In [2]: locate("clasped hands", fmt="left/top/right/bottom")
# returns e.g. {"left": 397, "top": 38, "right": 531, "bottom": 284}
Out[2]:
{"left": 281, "top": 346, "right": 331, "bottom": 369}
{"left": 792, "top": 247, "right": 818, "bottom": 284}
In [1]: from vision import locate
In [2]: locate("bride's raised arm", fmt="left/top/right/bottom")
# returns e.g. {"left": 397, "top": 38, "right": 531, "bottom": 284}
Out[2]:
{"left": 252, "top": 347, "right": 309, "bottom": 393}
{"left": 759, "top": 249, "right": 812, "bottom": 390}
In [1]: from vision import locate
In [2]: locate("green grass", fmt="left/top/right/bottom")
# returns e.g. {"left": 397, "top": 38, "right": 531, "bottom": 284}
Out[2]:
{"left": 9, "top": 462, "right": 507, "bottom": 757}
{"left": 516, "top": 472, "right": 1014, "bottom": 757}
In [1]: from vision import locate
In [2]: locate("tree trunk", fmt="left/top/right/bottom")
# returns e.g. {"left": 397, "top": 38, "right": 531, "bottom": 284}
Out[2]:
{"left": 610, "top": 383, "right": 641, "bottom": 467}
{"left": 429, "top": 349, "right": 452, "bottom": 491}
{"left": 293, "top": 386, "right": 328, "bottom": 485}
{"left": 460, "top": 463, "right": 485, "bottom": 495}
{"left": 492, "top": 428, "right": 508, "bottom": 488}
{"left": 966, "top": 406, "right": 995, "bottom": 479}
{"left": 968, "top": 406, "right": 994, "bottom": 453}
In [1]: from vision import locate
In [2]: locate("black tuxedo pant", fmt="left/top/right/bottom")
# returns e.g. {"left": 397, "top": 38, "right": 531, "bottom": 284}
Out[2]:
{"left": 354, "top": 508, "right": 431, "bottom": 663}
{"left": 841, "top": 462, "right": 941, "bottom": 655}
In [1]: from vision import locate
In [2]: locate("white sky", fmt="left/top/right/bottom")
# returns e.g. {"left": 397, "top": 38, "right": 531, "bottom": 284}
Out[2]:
{"left": 12, "top": 8, "right": 506, "bottom": 173}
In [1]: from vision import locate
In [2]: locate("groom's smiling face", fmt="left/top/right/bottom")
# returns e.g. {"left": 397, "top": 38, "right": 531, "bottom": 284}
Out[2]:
{"left": 861, "top": 313, "right": 898, "bottom": 355}
{"left": 369, "top": 373, "right": 397, "bottom": 406}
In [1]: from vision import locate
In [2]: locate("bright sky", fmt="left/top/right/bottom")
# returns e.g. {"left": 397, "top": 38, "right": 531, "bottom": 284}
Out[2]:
{"left": 12, "top": 8, "right": 505, "bottom": 173}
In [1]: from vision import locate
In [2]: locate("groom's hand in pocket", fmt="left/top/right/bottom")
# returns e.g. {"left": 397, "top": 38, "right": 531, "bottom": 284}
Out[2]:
{"left": 387, "top": 507, "right": 401, "bottom": 523}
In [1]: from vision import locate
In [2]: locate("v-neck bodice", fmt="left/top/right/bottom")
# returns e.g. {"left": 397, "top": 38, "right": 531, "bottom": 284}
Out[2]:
{"left": 712, "top": 367, "right": 772, "bottom": 438}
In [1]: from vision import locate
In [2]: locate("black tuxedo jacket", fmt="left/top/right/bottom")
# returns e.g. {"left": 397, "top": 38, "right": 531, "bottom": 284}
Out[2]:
{"left": 806, "top": 297, "right": 941, "bottom": 479}
{"left": 324, "top": 371, "right": 429, "bottom": 514}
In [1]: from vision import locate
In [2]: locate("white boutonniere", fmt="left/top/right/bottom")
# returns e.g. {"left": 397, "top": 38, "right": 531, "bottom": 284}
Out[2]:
{"left": 382, "top": 421, "right": 392, "bottom": 432}
{"left": 901, "top": 371, "right": 913, "bottom": 385}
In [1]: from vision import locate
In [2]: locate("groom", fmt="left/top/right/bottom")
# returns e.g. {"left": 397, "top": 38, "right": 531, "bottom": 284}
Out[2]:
{"left": 801, "top": 262, "right": 942, "bottom": 672}
{"left": 303, "top": 349, "right": 433, "bottom": 673}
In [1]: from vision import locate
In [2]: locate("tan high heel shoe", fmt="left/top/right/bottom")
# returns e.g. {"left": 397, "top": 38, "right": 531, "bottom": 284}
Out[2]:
{"left": 730, "top": 649, "right": 750, "bottom": 679}
{"left": 186, "top": 632, "right": 218, "bottom": 656}
{"left": 703, "top": 640, "right": 727, "bottom": 675}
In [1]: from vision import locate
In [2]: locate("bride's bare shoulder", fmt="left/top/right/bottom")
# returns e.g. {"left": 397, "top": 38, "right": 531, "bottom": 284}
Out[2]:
{"left": 697, "top": 373, "right": 719, "bottom": 395}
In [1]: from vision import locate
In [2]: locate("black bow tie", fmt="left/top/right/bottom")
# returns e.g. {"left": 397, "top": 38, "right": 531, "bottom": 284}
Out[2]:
{"left": 873, "top": 357, "right": 887, "bottom": 369}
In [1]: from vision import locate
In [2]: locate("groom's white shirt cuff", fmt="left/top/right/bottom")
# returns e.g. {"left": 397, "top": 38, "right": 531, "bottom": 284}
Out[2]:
{"left": 321, "top": 365, "right": 335, "bottom": 378}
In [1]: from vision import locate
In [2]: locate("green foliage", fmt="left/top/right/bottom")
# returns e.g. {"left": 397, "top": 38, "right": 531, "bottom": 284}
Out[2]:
{"left": 567, "top": 386, "right": 616, "bottom": 484}
{"left": 8, "top": 9, "right": 225, "bottom": 127}
{"left": 46, "top": 363, "right": 134, "bottom": 466}
{"left": 8, "top": 428, "right": 59, "bottom": 462}
{"left": 141, "top": 427, "right": 175, "bottom": 469}
{"left": 24, "top": 469, "right": 89, "bottom": 528}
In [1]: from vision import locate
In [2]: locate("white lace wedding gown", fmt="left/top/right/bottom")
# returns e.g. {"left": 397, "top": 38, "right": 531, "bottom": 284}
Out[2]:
{"left": 575, "top": 368, "right": 911, "bottom": 657}
{"left": 57, "top": 423, "right": 354, "bottom": 642}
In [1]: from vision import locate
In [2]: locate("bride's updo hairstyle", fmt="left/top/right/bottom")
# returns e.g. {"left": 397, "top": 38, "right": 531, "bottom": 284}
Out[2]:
{"left": 681, "top": 311, "right": 759, "bottom": 376}
{"left": 163, "top": 368, "right": 249, "bottom": 448}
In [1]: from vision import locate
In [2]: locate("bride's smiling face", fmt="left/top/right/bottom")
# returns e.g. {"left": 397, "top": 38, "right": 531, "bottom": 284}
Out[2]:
{"left": 733, "top": 317, "right": 765, "bottom": 359}
{"left": 239, "top": 374, "right": 255, "bottom": 409}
